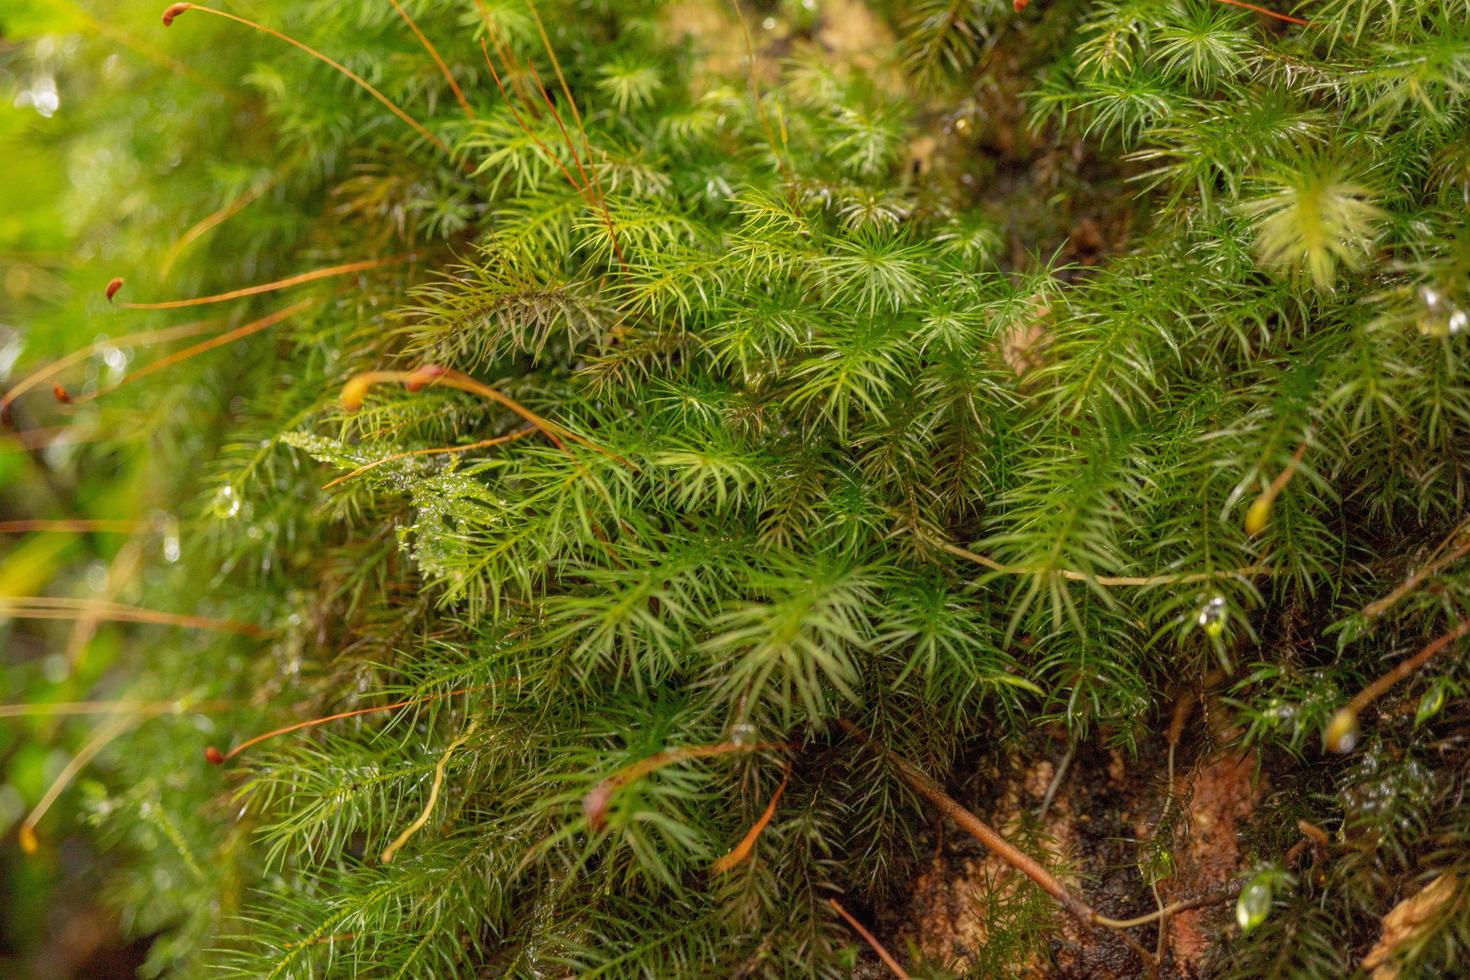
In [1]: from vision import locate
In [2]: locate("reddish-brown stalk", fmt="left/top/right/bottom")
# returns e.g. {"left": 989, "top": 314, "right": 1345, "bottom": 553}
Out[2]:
{"left": 1, "top": 319, "right": 220, "bottom": 423}
{"left": 205, "top": 685, "right": 492, "bottom": 764}
{"left": 339, "top": 365, "right": 624, "bottom": 463}
{"left": 711, "top": 763, "right": 791, "bottom": 873}
{"left": 70, "top": 4, "right": 237, "bottom": 99}
{"left": 160, "top": 4, "right": 451, "bottom": 156}
{"left": 522, "top": 1, "right": 618, "bottom": 226}
{"left": 386, "top": 0, "right": 475, "bottom": 119}
{"left": 828, "top": 898, "right": 910, "bottom": 980}
{"left": 1362, "top": 516, "right": 1470, "bottom": 621}
{"left": 71, "top": 301, "right": 314, "bottom": 405}
{"left": 1324, "top": 617, "right": 1470, "bottom": 753}
{"left": 109, "top": 254, "right": 409, "bottom": 310}
{"left": 0, "top": 519, "right": 139, "bottom": 534}
{"left": 477, "top": 7, "right": 624, "bottom": 266}
{"left": 322, "top": 426, "right": 535, "bottom": 490}
{"left": 1214, "top": 0, "right": 1311, "bottom": 26}
{"left": 478, "top": 38, "right": 590, "bottom": 203}
{"left": 0, "top": 596, "right": 263, "bottom": 635}
{"left": 583, "top": 741, "right": 792, "bottom": 831}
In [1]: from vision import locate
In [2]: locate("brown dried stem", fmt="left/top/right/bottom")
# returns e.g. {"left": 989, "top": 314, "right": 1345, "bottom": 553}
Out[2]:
{"left": 72, "top": 300, "right": 315, "bottom": 405}
{"left": 711, "top": 763, "right": 791, "bottom": 873}
{"left": 386, "top": 0, "right": 474, "bottom": 118}
{"left": 111, "top": 255, "right": 409, "bottom": 310}
{"left": 827, "top": 898, "right": 910, "bottom": 979}
{"left": 161, "top": 4, "right": 451, "bottom": 155}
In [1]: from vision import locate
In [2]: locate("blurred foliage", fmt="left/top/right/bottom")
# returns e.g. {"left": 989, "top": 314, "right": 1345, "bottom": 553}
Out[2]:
{"left": 1, "top": 0, "right": 1469, "bottom": 976}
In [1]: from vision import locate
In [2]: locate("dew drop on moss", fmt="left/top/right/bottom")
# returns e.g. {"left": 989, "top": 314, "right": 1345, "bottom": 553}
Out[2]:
{"left": 1196, "top": 595, "right": 1227, "bottom": 637}
{"left": 1236, "top": 876, "right": 1272, "bottom": 932}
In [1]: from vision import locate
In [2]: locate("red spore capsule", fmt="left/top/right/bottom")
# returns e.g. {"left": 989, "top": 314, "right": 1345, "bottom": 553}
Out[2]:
{"left": 405, "top": 364, "right": 448, "bottom": 392}
{"left": 204, "top": 746, "right": 225, "bottom": 765}
{"left": 106, "top": 277, "right": 124, "bottom": 302}
{"left": 162, "top": 3, "right": 191, "bottom": 27}
{"left": 52, "top": 384, "right": 72, "bottom": 404}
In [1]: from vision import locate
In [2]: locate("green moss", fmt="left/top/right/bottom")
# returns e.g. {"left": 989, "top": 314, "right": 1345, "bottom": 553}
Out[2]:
{"left": 2, "top": 0, "right": 1470, "bottom": 975}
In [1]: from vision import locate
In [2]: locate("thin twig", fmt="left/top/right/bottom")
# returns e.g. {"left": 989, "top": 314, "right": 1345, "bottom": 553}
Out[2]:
{"left": 208, "top": 684, "right": 497, "bottom": 764}
{"left": 160, "top": 176, "right": 277, "bottom": 276}
{"left": 1362, "top": 517, "right": 1470, "bottom": 621}
{"left": 1094, "top": 884, "right": 1241, "bottom": 929}
{"left": 1213, "top": 0, "right": 1310, "bottom": 27}
{"left": 386, "top": 0, "right": 474, "bottom": 118}
{"left": 839, "top": 720, "right": 1165, "bottom": 970}
{"left": 19, "top": 713, "right": 140, "bottom": 853}
{"left": 72, "top": 301, "right": 315, "bottom": 404}
{"left": 0, "top": 699, "right": 231, "bottom": 719}
{"left": 1245, "top": 439, "right": 1309, "bottom": 535}
{"left": 828, "top": 898, "right": 910, "bottom": 979}
{"left": 0, "top": 519, "right": 139, "bottom": 534}
{"left": 2, "top": 320, "right": 220, "bottom": 421}
{"left": 1325, "top": 617, "right": 1470, "bottom": 752}
{"left": 162, "top": 4, "right": 451, "bottom": 155}
{"left": 1035, "top": 741, "right": 1074, "bottom": 819}
{"left": 838, "top": 720, "right": 1094, "bottom": 927}
{"left": 111, "top": 255, "right": 409, "bottom": 309}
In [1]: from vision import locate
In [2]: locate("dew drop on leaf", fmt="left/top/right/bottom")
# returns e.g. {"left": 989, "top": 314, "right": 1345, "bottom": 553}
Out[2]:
{"left": 1236, "top": 875, "right": 1272, "bottom": 932}
{"left": 1415, "top": 284, "right": 1469, "bottom": 337}
{"left": 1196, "top": 595, "right": 1227, "bottom": 637}
{"left": 210, "top": 484, "right": 241, "bottom": 519}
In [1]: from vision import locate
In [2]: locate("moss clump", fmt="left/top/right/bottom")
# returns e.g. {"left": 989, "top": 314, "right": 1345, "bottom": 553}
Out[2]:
{"left": 2, "top": 0, "right": 1469, "bottom": 976}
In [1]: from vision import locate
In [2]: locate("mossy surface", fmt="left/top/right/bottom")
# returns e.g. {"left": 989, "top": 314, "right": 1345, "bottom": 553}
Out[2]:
{"left": 2, "top": 0, "right": 1470, "bottom": 976}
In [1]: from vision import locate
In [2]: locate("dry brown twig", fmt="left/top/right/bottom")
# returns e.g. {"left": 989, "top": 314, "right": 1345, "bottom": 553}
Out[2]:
{"left": 828, "top": 897, "right": 910, "bottom": 979}
{"left": 837, "top": 720, "right": 1244, "bottom": 972}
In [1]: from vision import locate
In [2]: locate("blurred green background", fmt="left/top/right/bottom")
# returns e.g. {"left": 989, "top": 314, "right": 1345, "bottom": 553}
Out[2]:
{"left": 1, "top": 3, "right": 276, "bottom": 972}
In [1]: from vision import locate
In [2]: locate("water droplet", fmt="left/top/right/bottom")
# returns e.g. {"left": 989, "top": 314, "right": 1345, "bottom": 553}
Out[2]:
{"left": 210, "top": 484, "right": 241, "bottom": 519}
{"left": 1416, "top": 284, "right": 1469, "bottom": 337}
{"left": 761, "top": 16, "right": 776, "bottom": 30}
{"left": 1196, "top": 595, "right": 1227, "bottom": 637}
{"left": 730, "top": 722, "right": 756, "bottom": 747}
{"left": 1235, "top": 875, "right": 1272, "bottom": 932}
{"left": 1415, "top": 682, "right": 1447, "bottom": 726}
{"left": 160, "top": 514, "right": 181, "bottom": 563}
{"left": 101, "top": 343, "right": 128, "bottom": 374}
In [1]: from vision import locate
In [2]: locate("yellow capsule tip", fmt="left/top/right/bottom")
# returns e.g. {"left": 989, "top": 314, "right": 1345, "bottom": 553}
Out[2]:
{"left": 1244, "top": 495, "right": 1272, "bottom": 536}
{"left": 1324, "top": 707, "right": 1360, "bottom": 754}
